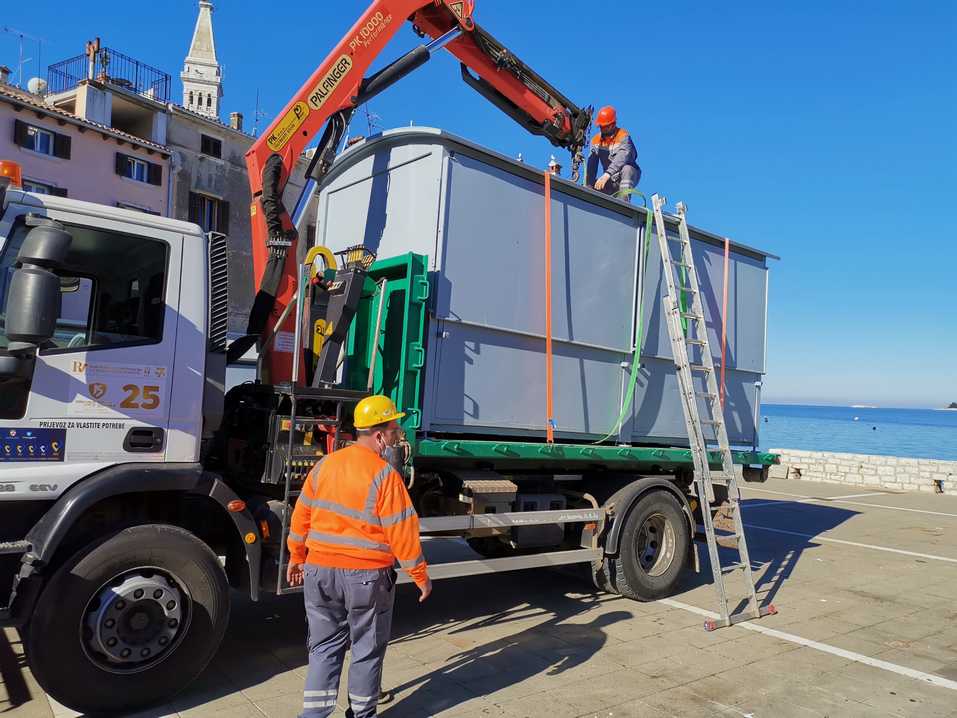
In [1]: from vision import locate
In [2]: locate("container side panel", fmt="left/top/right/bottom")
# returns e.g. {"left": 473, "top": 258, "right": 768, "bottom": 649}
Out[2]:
{"left": 428, "top": 320, "right": 624, "bottom": 436}
{"left": 320, "top": 145, "right": 442, "bottom": 263}
{"left": 630, "top": 357, "right": 760, "bottom": 445}
{"left": 639, "top": 223, "right": 768, "bottom": 373}
{"left": 436, "top": 152, "right": 637, "bottom": 352}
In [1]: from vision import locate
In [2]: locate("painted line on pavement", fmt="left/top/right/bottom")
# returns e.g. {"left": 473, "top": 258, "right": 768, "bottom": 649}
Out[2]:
{"left": 743, "top": 486, "right": 957, "bottom": 519}
{"left": 742, "top": 523, "right": 957, "bottom": 564}
{"left": 659, "top": 598, "right": 957, "bottom": 692}
{"left": 828, "top": 492, "right": 890, "bottom": 499}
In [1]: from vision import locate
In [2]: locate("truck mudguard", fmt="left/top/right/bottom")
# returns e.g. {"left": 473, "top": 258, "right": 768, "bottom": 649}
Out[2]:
{"left": 602, "top": 477, "right": 696, "bottom": 561}
{"left": 23, "top": 463, "right": 261, "bottom": 597}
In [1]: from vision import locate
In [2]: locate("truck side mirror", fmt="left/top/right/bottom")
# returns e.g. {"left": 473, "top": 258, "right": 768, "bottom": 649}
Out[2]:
{"left": 5, "top": 220, "right": 72, "bottom": 356}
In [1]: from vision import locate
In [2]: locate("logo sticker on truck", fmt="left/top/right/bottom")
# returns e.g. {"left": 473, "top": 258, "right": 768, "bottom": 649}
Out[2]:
{"left": 67, "top": 361, "right": 168, "bottom": 418}
{"left": 306, "top": 55, "right": 353, "bottom": 112}
{"left": 0, "top": 428, "right": 66, "bottom": 462}
{"left": 266, "top": 102, "right": 310, "bottom": 152}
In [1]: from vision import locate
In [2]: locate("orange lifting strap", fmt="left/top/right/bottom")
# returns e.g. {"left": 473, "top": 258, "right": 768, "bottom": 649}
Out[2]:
{"left": 720, "top": 237, "right": 730, "bottom": 406}
{"left": 544, "top": 171, "right": 555, "bottom": 443}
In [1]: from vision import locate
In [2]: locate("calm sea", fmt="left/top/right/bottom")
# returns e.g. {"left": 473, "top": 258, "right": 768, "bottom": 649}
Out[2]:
{"left": 758, "top": 404, "right": 957, "bottom": 461}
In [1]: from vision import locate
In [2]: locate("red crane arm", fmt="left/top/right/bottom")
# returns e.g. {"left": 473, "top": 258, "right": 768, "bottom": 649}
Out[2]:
{"left": 240, "top": 0, "right": 590, "bottom": 383}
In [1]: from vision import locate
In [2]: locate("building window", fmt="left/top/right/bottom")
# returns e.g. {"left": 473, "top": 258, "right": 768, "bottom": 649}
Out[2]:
{"left": 13, "top": 120, "right": 71, "bottom": 159}
{"left": 188, "top": 192, "right": 230, "bottom": 235}
{"left": 189, "top": 91, "right": 194, "bottom": 107}
{"left": 115, "top": 153, "right": 163, "bottom": 185}
{"left": 206, "top": 94, "right": 212, "bottom": 109}
{"left": 22, "top": 179, "right": 68, "bottom": 197}
{"left": 200, "top": 134, "right": 222, "bottom": 158}
{"left": 29, "top": 127, "right": 53, "bottom": 155}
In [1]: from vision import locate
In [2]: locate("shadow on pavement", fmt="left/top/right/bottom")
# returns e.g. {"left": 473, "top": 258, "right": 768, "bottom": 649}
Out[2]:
{"left": 680, "top": 497, "right": 859, "bottom": 616}
{"left": 0, "top": 629, "right": 32, "bottom": 711}
{"left": 60, "top": 499, "right": 860, "bottom": 716}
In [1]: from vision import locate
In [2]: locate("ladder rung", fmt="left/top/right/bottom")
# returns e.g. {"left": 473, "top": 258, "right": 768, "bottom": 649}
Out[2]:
{"left": 685, "top": 338, "right": 707, "bottom": 345}
{"left": 721, "top": 562, "right": 747, "bottom": 574}
{"left": 689, "top": 364, "right": 712, "bottom": 373}
{"left": 700, "top": 419, "right": 722, "bottom": 426}
{"left": 716, "top": 534, "right": 741, "bottom": 549}
{"left": 678, "top": 286, "right": 698, "bottom": 293}
{"left": 695, "top": 391, "right": 717, "bottom": 399}
{"left": 671, "top": 262, "right": 693, "bottom": 269}
{"left": 680, "top": 312, "right": 704, "bottom": 321}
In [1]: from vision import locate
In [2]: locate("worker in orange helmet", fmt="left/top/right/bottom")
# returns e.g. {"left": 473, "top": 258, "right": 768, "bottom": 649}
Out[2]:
{"left": 585, "top": 105, "right": 641, "bottom": 202}
{"left": 287, "top": 395, "right": 431, "bottom": 718}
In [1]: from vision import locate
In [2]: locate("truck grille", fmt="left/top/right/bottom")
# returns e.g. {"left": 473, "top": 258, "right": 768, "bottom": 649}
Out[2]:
{"left": 207, "top": 232, "right": 228, "bottom": 353}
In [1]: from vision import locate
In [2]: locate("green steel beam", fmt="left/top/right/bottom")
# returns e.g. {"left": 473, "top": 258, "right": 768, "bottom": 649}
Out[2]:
{"left": 415, "top": 438, "right": 778, "bottom": 469}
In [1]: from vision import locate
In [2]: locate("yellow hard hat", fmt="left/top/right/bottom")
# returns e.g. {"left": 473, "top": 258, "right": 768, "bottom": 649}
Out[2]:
{"left": 354, "top": 395, "right": 406, "bottom": 429}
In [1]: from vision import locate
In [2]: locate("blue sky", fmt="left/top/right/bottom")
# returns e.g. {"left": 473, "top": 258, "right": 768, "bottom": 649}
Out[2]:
{"left": 3, "top": 1, "right": 955, "bottom": 408}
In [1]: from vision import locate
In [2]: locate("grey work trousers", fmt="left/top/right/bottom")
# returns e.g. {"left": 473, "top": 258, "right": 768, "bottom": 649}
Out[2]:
{"left": 599, "top": 164, "right": 641, "bottom": 202}
{"left": 300, "top": 565, "right": 396, "bottom": 718}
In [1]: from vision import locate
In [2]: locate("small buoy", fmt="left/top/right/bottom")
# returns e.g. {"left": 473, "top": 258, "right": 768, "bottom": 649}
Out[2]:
{"left": 853, "top": 416, "right": 859, "bottom": 421}
{"left": 872, "top": 426, "right": 877, "bottom": 431}
{"left": 764, "top": 417, "right": 769, "bottom": 423}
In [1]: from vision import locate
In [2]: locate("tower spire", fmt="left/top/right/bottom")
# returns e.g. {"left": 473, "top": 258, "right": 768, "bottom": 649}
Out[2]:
{"left": 181, "top": 0, "right": 222, "bottom": 119}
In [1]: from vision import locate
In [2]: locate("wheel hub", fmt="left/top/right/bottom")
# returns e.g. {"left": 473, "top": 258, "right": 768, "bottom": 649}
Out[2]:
{"left": 636, "top": 512, "right": 677, "bottom": 577}
{"left": 83, "top": 569, "right": 189, "bottom": 672}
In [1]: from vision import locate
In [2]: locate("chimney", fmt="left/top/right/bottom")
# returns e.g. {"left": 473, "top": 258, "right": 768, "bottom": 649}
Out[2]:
{"left": 229, "top": 111, "right": 243, "bottom": 132}
{"left": 0, "top": 66, "right": 11, "bottom": 85}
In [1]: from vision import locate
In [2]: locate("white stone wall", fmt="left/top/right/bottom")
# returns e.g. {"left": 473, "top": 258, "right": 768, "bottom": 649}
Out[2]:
{"left": 767, "top": 448, "right": 957, "bottom": 496}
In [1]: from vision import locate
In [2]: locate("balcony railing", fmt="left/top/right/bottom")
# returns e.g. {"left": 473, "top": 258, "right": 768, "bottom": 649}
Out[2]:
{"left": 47, "top": 47, "right": 170, "bottom": 103}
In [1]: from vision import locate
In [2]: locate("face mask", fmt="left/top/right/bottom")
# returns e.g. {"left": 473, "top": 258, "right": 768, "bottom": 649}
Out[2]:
{"left": 376, "top": 429, "right": 406, "bottom": 471}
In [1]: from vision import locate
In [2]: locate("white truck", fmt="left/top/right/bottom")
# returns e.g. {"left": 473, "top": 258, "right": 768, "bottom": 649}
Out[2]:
{"left": 0, "top": 166, "right": 777, "bottom": 714}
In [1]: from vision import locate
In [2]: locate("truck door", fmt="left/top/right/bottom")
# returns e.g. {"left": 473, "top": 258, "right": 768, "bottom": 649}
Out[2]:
{"left": 0, "top": 204, "right": 185, "bottom": 500}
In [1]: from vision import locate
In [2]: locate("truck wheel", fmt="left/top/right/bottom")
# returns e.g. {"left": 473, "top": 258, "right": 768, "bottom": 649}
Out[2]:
{"left": 613, "top": 490, "right": 689, "bottom": 601}
{"left": 25, "top": 524, "right": 229, "bottom": 715}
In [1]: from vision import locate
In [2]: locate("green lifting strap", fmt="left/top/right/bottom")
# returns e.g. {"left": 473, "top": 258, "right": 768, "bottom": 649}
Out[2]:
{"left": 594, "top": 188, "right": 654, "bottom": 443}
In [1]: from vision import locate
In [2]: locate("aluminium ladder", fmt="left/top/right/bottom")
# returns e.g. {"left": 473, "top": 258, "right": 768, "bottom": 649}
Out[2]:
{"left": 650, "top": 194, "right": 775, "bottom": 630}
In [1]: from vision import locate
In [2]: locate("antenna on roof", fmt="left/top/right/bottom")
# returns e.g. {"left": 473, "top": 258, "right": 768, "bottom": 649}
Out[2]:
{"left": 364, "top": 105, "right": 381, "bottom": 135}
{"left": 1, "top": 26, "right": 45, "bottom": 87}
{"left": 251, "top": 88, "right": 268, "bottom": 137}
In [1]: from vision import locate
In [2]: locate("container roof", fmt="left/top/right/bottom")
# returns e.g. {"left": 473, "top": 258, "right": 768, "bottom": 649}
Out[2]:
{"left": 334, "top": 127, "right": 779, "bottom": 262}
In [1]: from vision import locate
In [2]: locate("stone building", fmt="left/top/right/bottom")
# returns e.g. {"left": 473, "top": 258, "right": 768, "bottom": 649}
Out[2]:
{"left": 0, "top": 1, "right": 313, "bottom": 333}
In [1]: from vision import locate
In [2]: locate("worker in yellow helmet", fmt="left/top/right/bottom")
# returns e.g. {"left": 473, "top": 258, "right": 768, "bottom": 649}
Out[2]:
{"left": 585, "top": 105, "right": 641, "bottom": 202}
{"left": 287, "top": 395, "right": 431, "bottom": 718}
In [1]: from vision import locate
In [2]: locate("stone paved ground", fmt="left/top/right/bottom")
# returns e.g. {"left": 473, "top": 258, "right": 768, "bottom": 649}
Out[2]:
{"left": 4, "top": 477, "right": 957, "bottom": 717}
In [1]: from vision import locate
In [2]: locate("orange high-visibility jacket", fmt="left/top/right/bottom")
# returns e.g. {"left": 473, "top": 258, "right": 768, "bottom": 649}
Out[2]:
{"left": 287, "top": 443, "right": 429, "bottom": 587}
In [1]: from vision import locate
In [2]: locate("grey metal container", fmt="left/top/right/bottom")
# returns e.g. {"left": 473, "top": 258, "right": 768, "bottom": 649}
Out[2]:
{"left": 316, "top": 128, "right": 774, "bottom": 447}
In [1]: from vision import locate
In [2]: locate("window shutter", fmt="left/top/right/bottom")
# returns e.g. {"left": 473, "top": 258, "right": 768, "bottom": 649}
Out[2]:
{"left": 13, "top": 119, "right": 29, "bottom": 147}
{"left": 217, "top": 200, "right": 230, "bottom": 235}
{"left": 115, "top": 152, "right": 128, "bottom": 176}
{"left": 147, "top": 161, "right": 162, "bottom": 186}
{"left": 50, "top": 187, "right": 68, "bottom": 197}
{"left": 188, "top": 192, "right": 201, "bottom": 224}
{"left": 53, "top": 132, "right": 72, "bottom": 160}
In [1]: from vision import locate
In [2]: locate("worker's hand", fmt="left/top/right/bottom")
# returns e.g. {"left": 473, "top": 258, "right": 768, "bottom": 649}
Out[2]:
{"left": 286, "top": 561, "right": 304, "bottom": 587}
{"left": 418, "top": 578, "right": 432, "bottom": 603}
{"left": 595, "top": 173, "right": 611, "bottom": 191}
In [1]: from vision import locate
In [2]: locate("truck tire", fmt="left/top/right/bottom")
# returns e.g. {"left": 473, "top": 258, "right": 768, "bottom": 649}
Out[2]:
{"left": 612, "top": 490, "right": 689, "bottom": 601}
{"left": 25, "top": 524, "right": 230, "bottom": 715}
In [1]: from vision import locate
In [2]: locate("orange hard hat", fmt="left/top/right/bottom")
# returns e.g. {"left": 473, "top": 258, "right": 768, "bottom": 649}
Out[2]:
{"left": 596, "top": 106, "right": 617, "bottom": 127}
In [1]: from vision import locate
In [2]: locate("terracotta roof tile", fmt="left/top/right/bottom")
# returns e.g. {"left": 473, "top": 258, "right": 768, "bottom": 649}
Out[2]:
{"left": 0, "top": 84, "right": 170, "bottom": 155}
